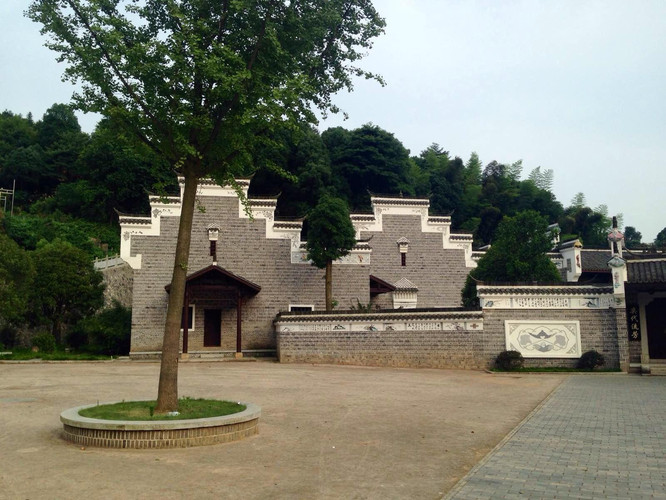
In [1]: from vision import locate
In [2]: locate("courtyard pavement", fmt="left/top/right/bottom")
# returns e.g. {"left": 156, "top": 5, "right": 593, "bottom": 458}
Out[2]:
{"left": 0, "top": 361, "right": 562, "bottom": 499}
{"left": 1, "top": 363, "right": 664, "bottom": 499}
{"left": 446, "top": 375, "right": 666, "bottom": 500}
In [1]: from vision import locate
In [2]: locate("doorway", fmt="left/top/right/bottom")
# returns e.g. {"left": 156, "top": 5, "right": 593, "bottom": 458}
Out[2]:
{"left": 204, "top": 309, "right": 222, "bottom": 347}
{"left": 646, "top": 298, "right": 666, "bottom": 359}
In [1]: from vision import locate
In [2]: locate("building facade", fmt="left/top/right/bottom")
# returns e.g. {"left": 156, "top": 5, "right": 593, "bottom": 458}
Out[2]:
{"left": 113, "top": 178, "right": 666, "bottom": 373}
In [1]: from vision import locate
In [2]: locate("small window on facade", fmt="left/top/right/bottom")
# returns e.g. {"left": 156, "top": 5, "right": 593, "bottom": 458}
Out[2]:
{"left": 397, "top": 238, "right": 409, "bottom": 267}
{"left": 181, "top": 306, "right": 195, "bottom": 330}
{"left": 289, "top": 305, "right": 314, "bottom": 312}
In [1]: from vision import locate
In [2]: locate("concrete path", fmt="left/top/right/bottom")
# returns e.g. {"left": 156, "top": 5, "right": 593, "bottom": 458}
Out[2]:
{"left": 446, "top": 375, "right": 666, "bottom": 500}
{"left": 0, "top": 362, "right": 563, "bottom": 499}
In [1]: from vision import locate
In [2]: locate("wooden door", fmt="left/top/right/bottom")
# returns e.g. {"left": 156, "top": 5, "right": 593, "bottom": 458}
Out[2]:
{"left": 203, "top": 309, "right": 222, "bottom": 347}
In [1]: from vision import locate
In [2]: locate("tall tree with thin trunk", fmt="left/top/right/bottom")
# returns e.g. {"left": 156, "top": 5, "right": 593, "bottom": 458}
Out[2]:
{"left": 306, "top": 195, "right": 356, "bottom": 311}
{"left": 28, "top": 0, "right": 385, "bottom": 413}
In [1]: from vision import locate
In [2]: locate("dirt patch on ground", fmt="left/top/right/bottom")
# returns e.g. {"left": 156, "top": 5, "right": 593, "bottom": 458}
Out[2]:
{"left": 0, "top": 362, "right": 564, "bottom": 499}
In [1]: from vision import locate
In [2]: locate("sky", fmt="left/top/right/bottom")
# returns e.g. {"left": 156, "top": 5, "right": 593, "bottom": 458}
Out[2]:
{"left": 1, "top": 0, "right": 665, "bottom": 241}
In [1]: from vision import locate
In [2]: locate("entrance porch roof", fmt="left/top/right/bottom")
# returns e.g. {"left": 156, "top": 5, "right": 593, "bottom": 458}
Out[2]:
{"left": 165, "top": 265, "right": 261, "bottom": 297}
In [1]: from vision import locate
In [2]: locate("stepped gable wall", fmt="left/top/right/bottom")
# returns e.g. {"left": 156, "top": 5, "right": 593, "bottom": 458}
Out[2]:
{"left": 352, "top": 197, "right": 475, "bottom": 309}
{"left": 122, "top": 179, "right": 369, "bottom": 354}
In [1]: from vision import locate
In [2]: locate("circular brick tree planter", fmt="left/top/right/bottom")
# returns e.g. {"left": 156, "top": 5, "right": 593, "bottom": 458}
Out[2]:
{"left": 60, "top": 401, "right": 260, "bottom": 449}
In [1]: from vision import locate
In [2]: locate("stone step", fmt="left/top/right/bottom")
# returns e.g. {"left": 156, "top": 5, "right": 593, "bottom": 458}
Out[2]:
{"left": 650, "top": 361, "right": 666, "bottom": 376}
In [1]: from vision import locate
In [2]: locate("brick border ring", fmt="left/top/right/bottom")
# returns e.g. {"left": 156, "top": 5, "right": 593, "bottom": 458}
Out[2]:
{"left": 60, "top": 401, "right": 261, "bottom": 449}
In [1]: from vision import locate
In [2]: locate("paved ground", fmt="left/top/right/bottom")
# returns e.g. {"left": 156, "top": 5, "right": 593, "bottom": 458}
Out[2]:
{"left": 446, "top": 375, "right": 666, "bottom": 500}
{"left": 0, "top": 361, "right": 563, "bottom": 499}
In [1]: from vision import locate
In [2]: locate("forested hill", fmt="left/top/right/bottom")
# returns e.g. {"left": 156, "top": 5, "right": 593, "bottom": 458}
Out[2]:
{"left": 0, "top": 104, "right": 654, "bottom": 254}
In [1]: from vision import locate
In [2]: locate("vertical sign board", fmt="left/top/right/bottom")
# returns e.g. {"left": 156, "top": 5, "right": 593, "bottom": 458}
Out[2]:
{"left": 627, "top": 304, "right": 641, "bottom": 341}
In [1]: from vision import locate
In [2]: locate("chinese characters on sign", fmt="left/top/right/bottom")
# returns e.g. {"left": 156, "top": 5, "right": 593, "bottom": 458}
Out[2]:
{"left": 627, "top": 304, "right": 641, "bottom": 341}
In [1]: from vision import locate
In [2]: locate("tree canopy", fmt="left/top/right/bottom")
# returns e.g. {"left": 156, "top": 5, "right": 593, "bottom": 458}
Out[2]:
{"left": 655, "top": 227, "right": 666, "bottom": 248}
{"left": 31, "top": 239, "right": 105, "bottom": 343}
{"left": 462, "top": 211, "right": 561, "bottom": 306}
{"left": 306, "top": 195, "right": 356, "bottom": 311}
{"left": 28, "top": 0, "right": 386, "bottom": 412}
{"left": 0, "top": 234, "right": 35, "bottom": 326}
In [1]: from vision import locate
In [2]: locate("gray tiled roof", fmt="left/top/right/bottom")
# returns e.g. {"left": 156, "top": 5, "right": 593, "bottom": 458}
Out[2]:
{"left": 627, "top": 259, "right": 666, "bottom": 283}
{"left": 580, "top": 250, "right": 612, "bottom": 272}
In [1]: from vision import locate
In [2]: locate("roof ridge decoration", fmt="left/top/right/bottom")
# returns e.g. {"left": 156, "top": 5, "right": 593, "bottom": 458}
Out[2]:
{"left": 394, "top": 277, "right": 418, "bottom": 291}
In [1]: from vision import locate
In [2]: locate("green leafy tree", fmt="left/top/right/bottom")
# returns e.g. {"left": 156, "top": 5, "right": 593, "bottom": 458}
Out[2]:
{"left": 29, "top": 0, "right": 385, "bottom": 413}
{"left": 0, "top": 234, "right": 36, "bottom": 326}
{"left": 655, "top": 227, "right": 666, "bottom": 248}
{"left": 69, "top": 301, "right": 131, "bottom": 355}
{"left": 412, "top": 146, "right": 466, "bottom": 223}
{"left": 570, "top": 192, "right": 586, "bottom": 209}
{"left": 0, "top": 112, "right": 40, "bottom": 204}
{"left": 558, "top": 205, "right": 609, "bottom": 247}
{"left": 462, "top": 211, "right": 561, "bottom": 306}
{"left": 527, "top": 166, "right": 554, "bottom": 191}
{"left": 325, "top": 124, "right": 414, "bottom": 210}
{"left": 505, "top": 159, "right": 523, "bottom": 181}
{"left": 249, "top": 123, "right": 333, "bottom": 218}
{"left": 623, "top": 226, "right": 642, "bottom": 248}
{"left": 37, "top": 103, "right": 88, "bottom": 190}
{"left": 4, "top": 213, "right": 119, "bottom": 257}
{"left": 306, "top": 196, "right": 356, "bottom": 311}
{"left": 31, "top": 239, "right": 105, "bottom": 344}
{"left": 54, "top": 118, "right": 161, "bottom": 223}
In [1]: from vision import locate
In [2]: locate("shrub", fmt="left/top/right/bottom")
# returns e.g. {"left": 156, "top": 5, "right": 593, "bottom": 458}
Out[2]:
{"left": 0, "top": 325, "right": 18, "bottom": 349}
{"left": 577, "top": 350, "right": 605, "bottom": 370}
{"left": 69, "top": 302, "right": 131, "bottom": 355}
{"left": 32, "top": 332, "right": 56, "bottom": 353}
{"left": 495, "top": 350, "right": 524, "bottom": 371}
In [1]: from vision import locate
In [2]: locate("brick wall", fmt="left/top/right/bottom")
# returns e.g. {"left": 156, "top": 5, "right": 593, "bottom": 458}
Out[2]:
{"left": 483, "top": 308, "right": 624, "bottom": 369}
{"left": 276, "top": 310, "right": 488, "bottom": 369}
{"left": 361, "top": 214, "right": 469, "bottom": 308}
{"left": 129, "top": 195, "right": 369, "bottom": 354}
{"left": 276, "top": 306, "right": 629, "bottom": 371}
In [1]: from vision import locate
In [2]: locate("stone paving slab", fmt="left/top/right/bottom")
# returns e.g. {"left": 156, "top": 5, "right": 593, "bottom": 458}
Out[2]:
{"left": 445, "top": 375, "right": 666, "bottom": 500}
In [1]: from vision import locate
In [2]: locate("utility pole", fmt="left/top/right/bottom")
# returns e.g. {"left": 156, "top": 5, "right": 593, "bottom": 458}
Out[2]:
{"left": 0, "top": 179, "right": 15, "bottom": 216}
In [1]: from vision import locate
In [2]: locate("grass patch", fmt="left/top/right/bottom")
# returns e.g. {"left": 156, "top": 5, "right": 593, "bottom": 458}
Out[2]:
{"left": 491, "top": 367, "right": 622, "bottom": 373}
{"left": 0, "top": 350, "right": 113, "bottom": 361}
{"left": 79, "top": 397, "right": 246, "bottom": 421}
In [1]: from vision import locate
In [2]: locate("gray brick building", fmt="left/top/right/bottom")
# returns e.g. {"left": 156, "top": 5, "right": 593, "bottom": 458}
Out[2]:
{"left": 115, "top": 178, "right": 665, "bottom": 372}
{"left": 119, "top": 178, "right": 475, "bottom": 358}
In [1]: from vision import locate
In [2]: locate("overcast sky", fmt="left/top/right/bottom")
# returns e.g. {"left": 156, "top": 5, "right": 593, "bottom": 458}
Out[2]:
{"left": 1, "top": 0, "right": 665, "bottom": 241}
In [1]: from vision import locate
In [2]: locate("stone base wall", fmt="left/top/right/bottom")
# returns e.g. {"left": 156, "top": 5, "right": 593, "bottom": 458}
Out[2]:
{"left": 278, "top": 328, "right": 489, "bottom": 369}
{"left": 483, "top": 308, "right": 623, "bottom": 369}
{"left": 276, "top": 302, "right": 630, "bottom": 371}
{"left": 99, "top": 262, "right": 133, "bottom": 309}
{"left": 62, "top": 420, "right": 258, "bottom": 449}
{"left": 276, "top": 310, "right": 487, "bottom": 370}
{"left": 60, "top": 403, "right": 261, "bottom": 449}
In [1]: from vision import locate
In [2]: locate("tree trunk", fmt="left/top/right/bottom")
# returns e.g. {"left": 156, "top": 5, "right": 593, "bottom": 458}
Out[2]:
{"left": 325, "top": 259, "right": 333, "bottom": 311}
{"left": 154, "top": 169, "right": 198, "bottom": 414}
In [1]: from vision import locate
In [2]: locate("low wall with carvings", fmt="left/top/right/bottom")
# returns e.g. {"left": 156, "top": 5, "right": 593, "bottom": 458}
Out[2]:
{"left": 275, "top": 309, "right": 488, "bottom": 369}
{"left": 275, "top": 285, "right": 630, "bottom": 371}
{"left": 478, "top": 284, "right": 628, "bottom": 370}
